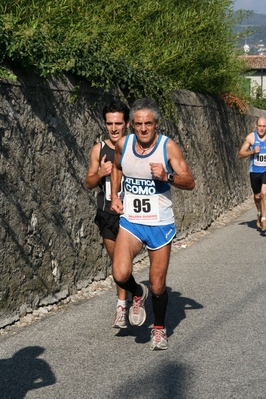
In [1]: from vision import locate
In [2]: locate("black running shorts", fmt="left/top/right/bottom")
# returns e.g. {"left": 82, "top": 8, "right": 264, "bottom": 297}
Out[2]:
{"left": 250, "top": 172, "right": 266, "bottom": 194}
{"left": 94, "top": 208, "right": 119, "bottom": 241}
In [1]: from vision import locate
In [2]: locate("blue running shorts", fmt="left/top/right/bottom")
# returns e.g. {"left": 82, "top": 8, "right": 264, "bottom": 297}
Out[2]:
{"left": 119, "top": 217, "right": 176, "bottom": 250}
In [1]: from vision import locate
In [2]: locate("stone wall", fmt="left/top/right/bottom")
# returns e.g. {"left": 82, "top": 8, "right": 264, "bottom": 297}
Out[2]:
{"left": 1, "top": 69, "right": 266, "bottom": 325}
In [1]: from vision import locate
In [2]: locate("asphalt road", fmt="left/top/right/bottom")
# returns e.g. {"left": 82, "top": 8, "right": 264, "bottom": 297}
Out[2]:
{"left": 0, "top": 204, "right": 265, "bottom": 399}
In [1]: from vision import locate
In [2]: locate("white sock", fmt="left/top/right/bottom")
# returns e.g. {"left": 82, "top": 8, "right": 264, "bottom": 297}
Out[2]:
{"left": 117, "top": 299, "right": 127, "bottom": 308}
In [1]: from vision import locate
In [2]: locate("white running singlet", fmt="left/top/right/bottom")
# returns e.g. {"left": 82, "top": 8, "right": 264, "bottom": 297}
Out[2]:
{"left": 120, "top": 133, "right": 175, "bottom": 226}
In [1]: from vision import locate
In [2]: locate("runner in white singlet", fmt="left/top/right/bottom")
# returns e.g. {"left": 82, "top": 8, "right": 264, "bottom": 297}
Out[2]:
{"left": 110, "top": 98, "right": 195, "bottom": 350}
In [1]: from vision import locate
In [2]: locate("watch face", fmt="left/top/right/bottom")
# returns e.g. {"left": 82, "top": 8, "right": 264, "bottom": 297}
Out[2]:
{"left": 168, "top": 173, "right": 174, "bottom": 182}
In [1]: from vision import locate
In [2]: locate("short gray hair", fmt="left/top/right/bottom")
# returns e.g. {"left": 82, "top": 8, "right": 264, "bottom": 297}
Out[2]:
{"left": 130, "top": 98, "right": 161, "bottom": 124}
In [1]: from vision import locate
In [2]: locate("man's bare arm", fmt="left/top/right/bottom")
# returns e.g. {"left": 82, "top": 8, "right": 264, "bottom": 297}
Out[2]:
{"left": 150, "top": 139, "right": 195, "bottom": 190}
{"left": 238, "top": 132, "right": 258, "bottom": 159}
{"left": 85, "top": 143, "right": 112, "bottom": 189}
{"left": 110, "top": 138, "right": 125, "bottom": 214}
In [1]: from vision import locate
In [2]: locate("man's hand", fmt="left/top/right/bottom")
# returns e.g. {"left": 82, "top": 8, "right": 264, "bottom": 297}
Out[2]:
{"left": 110, "top": 197, "right": 124, "bottom": 214}
{"left": 149, "top": 162, "right": 167, "bottom": 181}
{"left": 254, "top": 144, "right": 260, "bottom": 154}
{"left": 99, "top": 154, "right": 112, "bottom": 177}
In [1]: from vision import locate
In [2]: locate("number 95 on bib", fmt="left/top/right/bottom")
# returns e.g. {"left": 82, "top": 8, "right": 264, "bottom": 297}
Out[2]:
{"left": 124, "top": 194, "right": 159, "bottom": 222}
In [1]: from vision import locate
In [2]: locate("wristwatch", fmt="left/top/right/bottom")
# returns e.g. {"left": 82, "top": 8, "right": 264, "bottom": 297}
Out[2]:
{"left": 167, "top": 173, "right": 174, "bottom": 182}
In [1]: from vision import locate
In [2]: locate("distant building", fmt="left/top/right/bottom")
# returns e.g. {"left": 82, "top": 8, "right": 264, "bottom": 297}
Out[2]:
{"left": 239, "top": 55, "right": 266, "bottom": 97}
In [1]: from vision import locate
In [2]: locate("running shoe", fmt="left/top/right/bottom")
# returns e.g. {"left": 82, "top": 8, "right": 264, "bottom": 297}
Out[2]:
{"left": 256, "top": 214, "right": 262, "bottom": 229}
{"left": 112, "top": 305, "right": 127, "bottom": 329}
{"left": 128, "top": 283, "right": 148, "bottom": 326}
{"left": 150, "top": 328, "right": 168, "bottom": 350}
{"left": 261, "top": 220, "right": 266, "bottom": 231}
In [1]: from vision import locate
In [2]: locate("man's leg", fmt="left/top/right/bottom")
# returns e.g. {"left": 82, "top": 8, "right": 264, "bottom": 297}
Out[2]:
{"left": 254, "top": 193, "right": 262, "bottom": 228}
{"left": 260, "top": 183, "right": 266, "bottom": 231}
{"left": 250, "top": 173, "right": 262, "bottom": 228}
{"left": 149, "top": 243, "right": 172, "bottom": 350}
{"left": 104, "top": 238, "right": 128, "bottom": 328}
{"left": 112, "top": 228, "right": 148, "bottom": 326}
{"left": 104, "top": 238, "right": 127, "bottom": 301}
{"left": 112, "top": 228, "right": 143, "bottom": 288}
{"left": 149, "top": 243, "right": 171, "bottom": 325}
{"left": 254, "top": 193, "right": 261, "bottom": 214}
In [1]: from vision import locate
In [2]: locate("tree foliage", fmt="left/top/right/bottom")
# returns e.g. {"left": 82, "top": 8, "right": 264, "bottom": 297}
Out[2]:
{"left": 0, "top": 0, "right": 253, "bottom": 113}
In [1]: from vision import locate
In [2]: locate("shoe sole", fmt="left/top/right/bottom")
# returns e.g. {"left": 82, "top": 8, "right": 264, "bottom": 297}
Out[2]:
{"left": 150, "top": 345, "right": 168, "bottom": 351}
{"left": 112, "top": 323, "right": 127, "bottom": 329}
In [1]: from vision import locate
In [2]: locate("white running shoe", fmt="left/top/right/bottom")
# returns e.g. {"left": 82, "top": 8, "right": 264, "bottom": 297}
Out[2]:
{"left": 150, "top": 328, "right": 168, "bottom": 350}
{"left": 128, "top": 283, "right": 148, "bottom": 326}
{"left": 112, "top": 305, "right": 127, "bottom": 329}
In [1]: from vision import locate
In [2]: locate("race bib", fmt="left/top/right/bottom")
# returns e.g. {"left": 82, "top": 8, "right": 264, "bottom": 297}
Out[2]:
{"left": 124, "top": 194, "right": 159, "bottom": 222}
{"left": 254, "top": 153, "right": 266, "bottom": 167}
{"left": 105, "top": 176, "right": 124, "bottom": 201}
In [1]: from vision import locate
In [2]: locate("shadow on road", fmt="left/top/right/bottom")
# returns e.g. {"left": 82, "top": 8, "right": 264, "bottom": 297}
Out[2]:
{"left": 108, "top": 359, "right": 192, "bottom": 399}
{"left": 166, "top": 288, "right": 204, "bottom": 338}
{"left": 238, "top": 219, "right": 257, "bottom": 229}
{"left": 116, "top": 282, "right": 203, "bottom": 344}
{"left": 0, "top": 346, "right": 56, "bottom": 399}
{"left": 238, "top": 219, "right": 266, "bottom": 235}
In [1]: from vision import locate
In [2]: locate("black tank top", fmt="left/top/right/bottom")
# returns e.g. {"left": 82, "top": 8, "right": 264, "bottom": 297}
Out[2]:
{"left": 97, "top": 141, "right": 117, "bottom": 214}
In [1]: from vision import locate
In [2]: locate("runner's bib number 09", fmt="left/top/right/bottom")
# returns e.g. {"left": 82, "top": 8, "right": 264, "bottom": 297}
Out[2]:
{"left": 254, "top": 154, "right": 266, "bottom": 167}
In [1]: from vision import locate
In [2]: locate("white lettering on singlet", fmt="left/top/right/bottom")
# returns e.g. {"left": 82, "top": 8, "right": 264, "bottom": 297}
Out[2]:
{"left": 124, "top": 177, "right": 156, "bottom": 195}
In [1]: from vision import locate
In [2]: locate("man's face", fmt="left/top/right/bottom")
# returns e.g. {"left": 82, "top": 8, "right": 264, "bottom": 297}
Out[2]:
{"left": 105, "top": 112, "right": 129, "bottom": 143}
{"left": 257, "top": 118, "right": 266, "bottom": 137}
{"left": 132, "top": 109, "right": 158, "bottom": 144}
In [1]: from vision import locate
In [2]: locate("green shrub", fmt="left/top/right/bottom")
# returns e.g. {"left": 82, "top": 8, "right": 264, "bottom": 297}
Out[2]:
{"left": 0, "top": 0, "right": 255, "bottom": 113}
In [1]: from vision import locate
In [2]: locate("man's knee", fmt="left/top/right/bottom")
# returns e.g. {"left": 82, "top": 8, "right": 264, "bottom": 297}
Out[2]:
{"left": 113, "top": 274, "right": 136, "bottom": 291}
{"left": 261, "top": 185, "right": 266, "bottom": 197}
{"left": 113, "top": 276, "right": 128, "bottom": 289}
{"left": 112, "top": 264, "right": 132, "bottom": 284}
{"left": 150, "top": 280, "right": 166, "bottom": 296}
{"left": 151, "top": 289, "right": 168, "bottom": 302}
